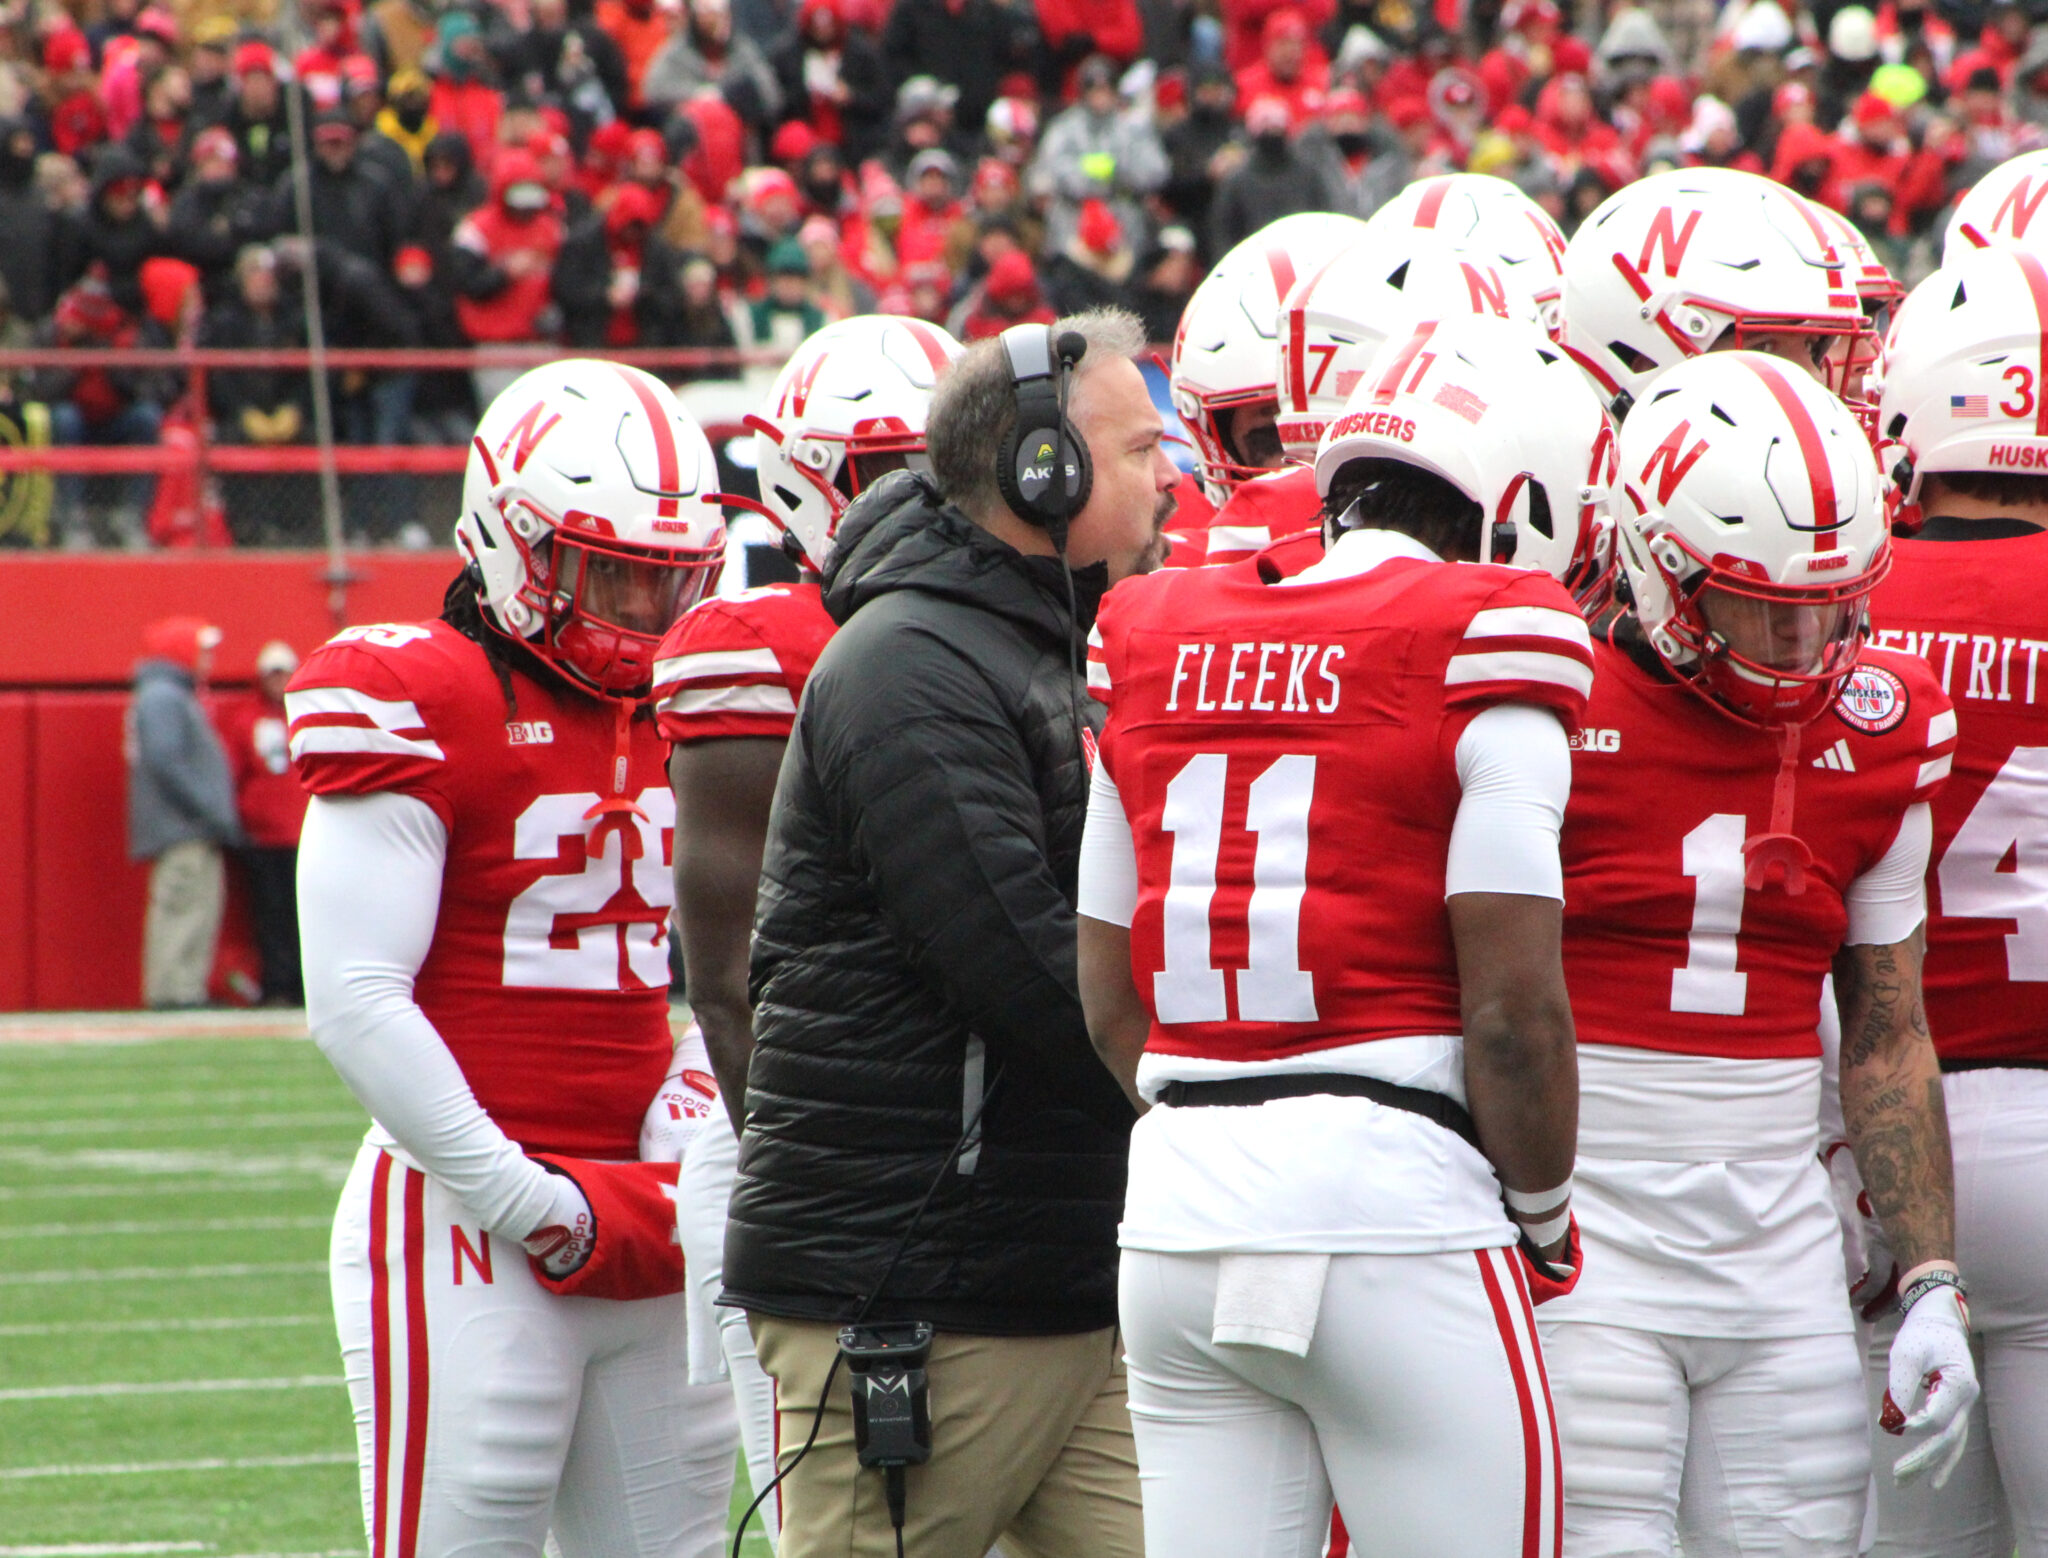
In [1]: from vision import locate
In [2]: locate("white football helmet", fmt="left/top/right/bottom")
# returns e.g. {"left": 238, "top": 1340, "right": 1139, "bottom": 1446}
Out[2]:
{"left": 1360, "top": 172, "right": 1568, "bottom": 337}
{"left": 1875, "top": 246, "right": 2048, "bottom": 523}
{"left": 748, "top": 314, "right": 964, "bottom": 572}
{"left": 1171, "top": 211, "right": 1370, "bottom": 505}
{"left": 1561, "top": 167, "right": 1870, "bottom": 416}
{"left": 457, "top": 360, "right": 723, "bottom": 697}
{"left": 1942, "top": 147, "right": 2048, "bottom": 263}
{"left": 1614, "top": 351, "right": 1887, "bottom": 726}
{"left": 1312, "top": 313, "right": 1616, "bottom": 595}
{"left": 1809, "top": 202, "right": 1903, "bottom": 417}
{"left": 1275, "top": 231, "right": 1544, "bottom": 465}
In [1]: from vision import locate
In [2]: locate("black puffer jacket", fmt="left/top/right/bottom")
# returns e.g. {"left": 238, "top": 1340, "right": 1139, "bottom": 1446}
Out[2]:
{"left": 725, "top": 471, "right": 1136, "bottom": 1336}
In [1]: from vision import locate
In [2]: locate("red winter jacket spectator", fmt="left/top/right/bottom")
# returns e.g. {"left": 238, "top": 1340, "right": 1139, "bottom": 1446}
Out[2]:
{"left": 1234, "top": 8, "right": 1330, "bottom": 124}
{"left": 430, "top": 75, "right": 504, "bottom": 171}
{"left": 1037, "top": 0, "right": 1143, "bottom": 96}
{"left": 1770, "top": 119, "right": 1842, "bottom": 210}
{"left": 452, "top": 153, "right": 565, "bottom": 342}
{"left": 215, "top": 686, "right": 308, "bottom": 847}
{"left": 1221, "top": 0, "right": 1332, "bottom": 73}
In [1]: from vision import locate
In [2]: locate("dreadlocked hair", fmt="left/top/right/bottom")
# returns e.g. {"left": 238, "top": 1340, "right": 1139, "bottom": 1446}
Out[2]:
{"left": 1320, "top": 457, "right": 1484, "bottom": 561}
{"left": 440, "top": 568, "right": 520, "bottom": 718}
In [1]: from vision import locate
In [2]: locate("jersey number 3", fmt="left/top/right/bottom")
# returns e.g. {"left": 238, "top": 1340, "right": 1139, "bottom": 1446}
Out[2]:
{"left": 1938, "top": 747, "right": 2048, "bottom": 980}
{"left": 1153, "top": 753, "right": 1320, "bottom": 1024}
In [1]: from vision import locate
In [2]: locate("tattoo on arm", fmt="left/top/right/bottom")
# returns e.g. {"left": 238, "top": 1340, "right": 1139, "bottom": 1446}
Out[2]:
{"left": 1835, "top": 936, "right": 1955, "bottom": 1274}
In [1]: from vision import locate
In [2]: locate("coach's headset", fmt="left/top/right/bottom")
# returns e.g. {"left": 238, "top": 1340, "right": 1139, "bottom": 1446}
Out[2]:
{"left": 996, "top": 323, "right": 1092, "bottom": 547}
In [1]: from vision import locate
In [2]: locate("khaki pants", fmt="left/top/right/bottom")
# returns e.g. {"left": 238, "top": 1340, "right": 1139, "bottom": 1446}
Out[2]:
{"left": 751, "top": 1315, "right": 1144, "bottom": 1558}
{"left": 143, "top": 839, "right": 223, "bottom": 1008}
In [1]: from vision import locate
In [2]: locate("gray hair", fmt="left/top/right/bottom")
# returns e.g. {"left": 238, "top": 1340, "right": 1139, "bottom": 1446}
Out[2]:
{"left": 927, "top": 307, "right": 1148, "bottom": 519}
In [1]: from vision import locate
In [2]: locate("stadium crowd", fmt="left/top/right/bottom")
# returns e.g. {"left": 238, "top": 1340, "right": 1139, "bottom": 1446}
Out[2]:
{"left": 0, "top": 0, "right": 2040, "bottom": 545}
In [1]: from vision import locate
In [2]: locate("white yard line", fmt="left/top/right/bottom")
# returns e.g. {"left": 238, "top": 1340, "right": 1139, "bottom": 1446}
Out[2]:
{"left": 0, "top": 1013, "right": 309, "bottom": 1046}
{"left": 0, "top": 1149, "right": 354, "bottom": 1179}
{"left": 0, "top": 1261, "right": 328, "bottom": 1287}
{"left": 0, "top": 1314, "right": 325, "bottom": 1337}
{"left": 0, "top": 1091, "right": 310, "bottom": 1117}
{"left": 0, "top": 1543, "right": 214, "bottom": 1554}
{"left": 10, "top": 1216, "right": 331, "bottom": 1239}
{"left": 0, "top": 1453, "right": 354, "bottom": 1480}
{"left": 0, "top": 1114, "right": 365, "bottom": 1139}
{"left": 0, "top": 1376, "right": 344, "bottom": 1403}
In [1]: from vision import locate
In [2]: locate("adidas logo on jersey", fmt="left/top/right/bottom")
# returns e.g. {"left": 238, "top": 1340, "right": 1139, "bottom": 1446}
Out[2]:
{"left": 1570, "top": 728, "right": 1621, "bottom": 752}
{"left": 506, "top": 720, "right": 555, "bottom": 745}
{"left": 1813, "top": 738, "right": 1856, "bottom": 772}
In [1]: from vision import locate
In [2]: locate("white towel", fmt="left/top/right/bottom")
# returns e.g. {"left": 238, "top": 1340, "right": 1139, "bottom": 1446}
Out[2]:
{"left": 1211, "top": 1252, "right": 1332, "bottom": 1356}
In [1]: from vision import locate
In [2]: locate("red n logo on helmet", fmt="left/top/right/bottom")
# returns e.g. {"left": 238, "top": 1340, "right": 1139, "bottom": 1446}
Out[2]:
{"left": 781, "top": 352, "right": 828, "bottom": 417}
{"left": 1995, "top": 177, "right": 2048, "bottom": 239}
{"left": 1636, "top": 208, "right": 1703, "bottom": 279}
{"left": 1461, "top": 262, "right": 1508, "bottom": 317}
{"left": 1639, "top": 419, "right": 1710, "bottom": 504}
{"left": 495, "top": 401, "right": 561, "bottom": 473}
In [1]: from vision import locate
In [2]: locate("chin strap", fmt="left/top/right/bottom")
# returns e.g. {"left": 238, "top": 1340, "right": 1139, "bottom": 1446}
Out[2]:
{"left": 1743, "top": 722, "right": 1813, "bottom": 895}
{"left": 585, "top": 697, "right": 651, "bottom": 847}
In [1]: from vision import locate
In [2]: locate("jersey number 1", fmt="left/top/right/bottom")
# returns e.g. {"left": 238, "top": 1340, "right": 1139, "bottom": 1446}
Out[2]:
{"left": 1154, "top": 753, "right": 1319, "bottom": 1024}
{"left": 1673, "top": 813, "right": 1750, "bottom": 1016}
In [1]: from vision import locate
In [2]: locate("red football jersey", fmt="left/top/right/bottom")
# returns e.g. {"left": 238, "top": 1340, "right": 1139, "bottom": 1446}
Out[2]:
{"left": 1091, "top": 553, "right": 1593, "bottom": 1060}
{"left": 1158, "top": 469, "right": 1217, "bottom": 570}
{"left": 287, "top": 619, "right": 675, "bottom": 1159}
{"left": 1198, "top": 466, "right": 1322, "bottom": 568}
{"left": 1871, "top": 531, "right": 2048, "bottom": 1064}
{"left": 1562, "top": 642, "right": 1954, "bottom": 1061}
{"left": 651, "top": 581, "right": 835, "bottom": 744}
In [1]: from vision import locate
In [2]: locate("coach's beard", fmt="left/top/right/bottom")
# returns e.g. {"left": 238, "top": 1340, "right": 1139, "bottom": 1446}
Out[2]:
{"left": 1139, "top": 488, "right": 1178, "bottom": 573}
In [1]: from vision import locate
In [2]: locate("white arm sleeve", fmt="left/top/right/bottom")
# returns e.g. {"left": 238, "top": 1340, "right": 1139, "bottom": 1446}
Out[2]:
{"left": 1446, "top": 703, "right": 1573, "bottom": 901}
{"left": 298, "top": 792, "right": 584, "bottom": 1240}
{"left": 1843, "top": 802, "right": 1932, "bottom": 948}
{"left": 1077, "top": 761, "right": 1139, "bottom": 928}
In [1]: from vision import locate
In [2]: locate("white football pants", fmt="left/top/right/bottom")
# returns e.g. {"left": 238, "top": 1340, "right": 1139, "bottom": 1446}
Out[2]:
{"left": 679, "top": 1116, "right": 781, "bottom": 1548}
{"left": 1862, "top": 1068, "right": 2048, "bottom": 1558}
{"left": 1120, "top": 1246, "right": 1561, "bottom": 1558}
{"left": 331, "top": 1143, "right": 739, "bottom": 1558}
{"left": 1538, "top": 1321, "right": 1867, "bottom": 1557}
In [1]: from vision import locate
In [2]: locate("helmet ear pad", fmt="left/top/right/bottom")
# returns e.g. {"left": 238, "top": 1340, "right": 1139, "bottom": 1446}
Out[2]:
{"left": 995, "top": 323, "right": 1092, "bottom": 541}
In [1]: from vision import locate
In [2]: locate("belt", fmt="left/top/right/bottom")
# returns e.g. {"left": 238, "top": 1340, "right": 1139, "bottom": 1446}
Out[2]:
{"left": 1154, "top": 1073, "right": 1481, "bottom": 1151}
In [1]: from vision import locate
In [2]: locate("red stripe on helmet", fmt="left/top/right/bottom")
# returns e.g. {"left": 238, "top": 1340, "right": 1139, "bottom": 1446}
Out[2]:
{"left": 1372, "top": 320, "right": 1438, "bottom": 404}
{"left": 900, "top": 318, "right": 953, "bottom": 377}
{"left": 1414, "top": 177, "right": 1450, "bottom": 228}
{"left": 2014, "top": 249, "right": 2048, "bottom": 437}
{"left": 1287, "top": 305, "right": 1309, "bottom": 413}
{"left": 614, "top": 365, "right": 682, "bottom": 519}
{"left": 1750, "top": 358, "right": 1839, "bottom": 548}
{"left": 1263, "top": 242, "right": 1299, "bottom": 311}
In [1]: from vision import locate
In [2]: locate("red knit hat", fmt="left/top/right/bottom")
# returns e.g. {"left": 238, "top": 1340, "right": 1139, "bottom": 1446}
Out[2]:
{"left": 771, "top": 120, "right": 817, "bottom": 164}
{"left": 139, "top": 257, "right": 201, "bottom": 329}
{"left": 142, "top": 616, "right": 222, "bottom": 671}
{"left": 43, "top": 27, "right": 89, "bottom": 73}
{"left": 1076, "top": 197, "right": 1122, "bottom": 254}
{"left": 233, "top": 39, "right": 276, "bottom": 76}
{"left": 985, "top": 249, "right": 1037, "bottom": 304}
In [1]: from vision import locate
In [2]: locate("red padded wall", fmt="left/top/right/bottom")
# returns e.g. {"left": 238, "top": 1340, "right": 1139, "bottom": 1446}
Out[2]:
{"left": 0, "top": 695, "right": 30, "bottom": 1007}
{"left": 30, "top": 693, "right": 147, "bottom": 1009}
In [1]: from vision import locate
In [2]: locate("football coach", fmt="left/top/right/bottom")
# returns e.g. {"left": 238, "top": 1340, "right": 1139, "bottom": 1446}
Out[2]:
{"left": 722, "top": 307, "right": 1178, "bottom": 1558}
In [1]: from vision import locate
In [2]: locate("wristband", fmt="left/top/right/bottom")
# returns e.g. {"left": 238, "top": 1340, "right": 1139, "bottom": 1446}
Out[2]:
{"left": 1897, "top": 1263, "right": 1967, "bottom": 1318}
{"left": 1504, "top": 1179, "right": 1571, "bottom": 1248}
{"left": 1503, "top": 1178, "right": 1571, "bottom": 1218}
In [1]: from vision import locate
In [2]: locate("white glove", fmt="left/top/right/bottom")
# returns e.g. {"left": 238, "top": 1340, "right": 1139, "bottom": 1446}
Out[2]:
{"left": 640, "top": 1028, "right": 721, "bottom": 1165}
{"left": 519, "top": 1169, "right": 596, "bottom": 1278}
{"left": 1882, "top": 1282, "right": 1979, "bottom": 1488}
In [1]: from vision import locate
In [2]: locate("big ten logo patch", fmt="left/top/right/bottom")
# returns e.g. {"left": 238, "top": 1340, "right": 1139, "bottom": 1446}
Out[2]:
{"left": 506, "top": 720, "right": 554, "bottom": 745}
{"left": 1570, "top": 728, "right": 1622, "bottom": 752}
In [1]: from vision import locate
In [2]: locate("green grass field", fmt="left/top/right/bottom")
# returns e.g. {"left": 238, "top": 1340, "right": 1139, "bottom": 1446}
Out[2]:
{"left": 0, "top": 1019, "right": 771, "bottom": 1558}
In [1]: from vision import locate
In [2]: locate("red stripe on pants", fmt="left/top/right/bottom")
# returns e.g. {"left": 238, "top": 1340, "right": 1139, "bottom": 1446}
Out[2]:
{"left": 1476, "top": 1249, "right": 1541, "bottom": 1558}
{"left": 368, "top": 1152, "right": 394, "bottom": 1558}
{"left": 1506, "top": 1253, "right": 1563, "bottom": 1558}
{"left": 398, "top": 1168, "right": 430, "bottom": 1558}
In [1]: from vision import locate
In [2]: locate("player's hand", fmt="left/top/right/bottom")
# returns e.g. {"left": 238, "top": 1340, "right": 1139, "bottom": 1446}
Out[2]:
{"left": 520, "top": 1169, "right": 596, "bottom": 1277}
{"left": 1514, "top": 1215, "right": 1582, "bottom": 1305}
{"left": 639, "top": 1060, "right": 720, "bottom": 1164}
{"left": 525, "top": 1154, "right": 688, "bottom": 1301}
{"left": 1882, "top": 1282, "right": 1979, "bottom": 1488}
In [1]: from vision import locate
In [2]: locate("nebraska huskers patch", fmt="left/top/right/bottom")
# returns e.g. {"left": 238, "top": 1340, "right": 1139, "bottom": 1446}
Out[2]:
{"left": 1834, "top": 664, "right": 1909, "bottom": 735}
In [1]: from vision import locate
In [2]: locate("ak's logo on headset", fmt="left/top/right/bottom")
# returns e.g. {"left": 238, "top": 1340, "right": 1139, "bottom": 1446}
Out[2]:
{"left": 1018, "top": 437, "right": 1073, "bottom": 498}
